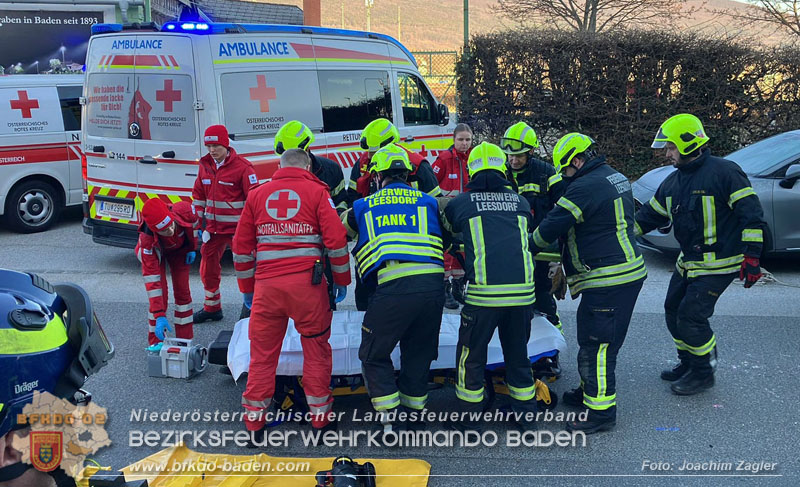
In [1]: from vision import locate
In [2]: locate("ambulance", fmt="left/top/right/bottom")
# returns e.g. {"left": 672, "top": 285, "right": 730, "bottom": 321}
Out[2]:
{"left": 0, "top": 75, "right": 84, "bottom": 233}
{"left": 82, "top": 21, "right": 456, "bottom": 248}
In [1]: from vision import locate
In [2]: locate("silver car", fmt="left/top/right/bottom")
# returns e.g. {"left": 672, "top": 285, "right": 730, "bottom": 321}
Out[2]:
{"left": 632, "top": 130, "right": 800, "bottom": 254}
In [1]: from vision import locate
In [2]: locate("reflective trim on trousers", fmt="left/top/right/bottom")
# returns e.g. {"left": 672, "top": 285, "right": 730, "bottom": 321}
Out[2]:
{"left": 147, "top": 289, "right": 163, "bottom": 298}
{"left": 143, "top": 274, "right": 160, "bottom": 283}
{"left": 174, "top": 303, "right": 192, "bottom": 312}
{"left": 399, "top": 392, "right": 428, "bottom": 410}
{"left": 236, "top": 268, "right": 255, "bottom": 279}
{"left": 241, "top": 396, "right": 269, "bottom": 409}
{"left": 583, "top": 392, "right": 616, "bottom": 410}
{"left": 232, "top": 253, "right": 255, "bottom": 263}
{"left": 371, "top": 392, "right": 401, "bottom": 411}
{"left": 204, "top": 299, "right": 221, "bottom": 306}
{"left": 205, "top": 289, "right": 220, "bottom": 298}
{"left": 507, "top": 383, "right": 536, "bottom": 402}
{"left": 173, "top": 315, "right": 193, "bottom": 325}
{"left": 674, "top": 335, "right": 717, "bottom": 356}
{"left": 455, "top": 384, "right": 484, "bottom": 403}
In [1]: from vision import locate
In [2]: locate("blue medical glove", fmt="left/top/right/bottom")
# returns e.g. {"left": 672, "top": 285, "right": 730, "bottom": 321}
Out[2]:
{"left": 185, "top": 251, "right": 196, "bottom": 265}
{"left": 155, "top": 316, "right": 172, "bottom": 340}
{"left": 243, "top": 293, "right": 253, "bottom": 310}
{"left": 146, "top": 343, "right": 163, "bottom": 353}
{"left": 334, "top": 285, "right": 347, "bottom": 304}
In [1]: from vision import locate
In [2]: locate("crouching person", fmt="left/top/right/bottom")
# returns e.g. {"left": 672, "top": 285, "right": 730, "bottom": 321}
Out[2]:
{"left": 135, "top": 198, "right": 198, "bottom": 351}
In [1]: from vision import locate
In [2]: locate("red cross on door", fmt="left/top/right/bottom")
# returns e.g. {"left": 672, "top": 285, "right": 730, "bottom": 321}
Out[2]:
{"left": 249, "top": 74, "right": 277, "bottom": 113}
{"left": 10, "top": 91, "right": 39, "bottom": 119}
{"left": 266, "top": 189, "right": 301, "bottom": 221}
{"left": 156, "top": 79, "right": 182, "bottom": 113}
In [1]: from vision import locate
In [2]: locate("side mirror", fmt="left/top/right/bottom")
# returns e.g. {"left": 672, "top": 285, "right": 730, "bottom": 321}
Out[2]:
{"left": 779, "top": 164, "right": 800, "bottom": 189}
{"left": 438, "top": 103, "right": 450, "bottom": 126}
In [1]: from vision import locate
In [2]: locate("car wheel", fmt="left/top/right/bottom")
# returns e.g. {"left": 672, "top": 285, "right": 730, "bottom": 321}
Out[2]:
{"left": 4, "top": 180, "right": 62, "bottom": 233}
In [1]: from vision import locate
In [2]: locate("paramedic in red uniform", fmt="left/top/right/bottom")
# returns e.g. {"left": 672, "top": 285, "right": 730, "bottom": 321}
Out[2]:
{"left": 431, "top": 123, "right": 473, "bottom": 309}
{"left": 135, "top": 198, "right": 198, "bottom": 350}
{"left": 233, "top": 148, "right": 351, "bottom": 434}
{"left": 192, "top": 125, "right": 258, "bottom": 323}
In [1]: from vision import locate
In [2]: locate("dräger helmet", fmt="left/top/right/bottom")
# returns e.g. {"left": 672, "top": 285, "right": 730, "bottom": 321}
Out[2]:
{"left": 552, "top": 132, "right": 596, "bottom": 173}
{"left": 0, "top": 269, "right": 114, "bottom": 439}
{"left": 360, "top": 118, "right": 400, "bottom": 152}
{"left": 468, "top": 142, "right": 507, "bottom": 178}
{"left": 500, "top": 122, "right": 539, "bottom": 155}
{"left": 651, "top": 113, "right": 709, "bottom": 155}
{"left": 369, "top": 144, "right": 413, "bottom": 174}
{"left": 275, "top": 120, "right": 315, "bottom": 155}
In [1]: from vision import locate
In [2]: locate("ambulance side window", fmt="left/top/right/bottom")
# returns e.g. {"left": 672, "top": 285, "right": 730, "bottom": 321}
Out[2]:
{"left": 58, "top": 86, "right": 82, "bottom": 132}
{"left": 318, "top": 70, "right": 392, "bottom": 133}
{"left": 397, "top": 73, "right": 437, "bottom": 126}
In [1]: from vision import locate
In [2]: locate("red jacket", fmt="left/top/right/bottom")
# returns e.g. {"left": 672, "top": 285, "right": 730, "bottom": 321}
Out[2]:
{"left": 349, "top": 146, "right": 440, "bottom": 200}
{"left": 192, "top": 148, "right": 258, "bottom": 235}
{"left": 135, "top": 202, "right": 198, "bottom": 318}
{"left": 431, "top": 146, "right": 471, "bottom": 198}
{"left": 232, "top": 167, "right": 351, "bottom": 293}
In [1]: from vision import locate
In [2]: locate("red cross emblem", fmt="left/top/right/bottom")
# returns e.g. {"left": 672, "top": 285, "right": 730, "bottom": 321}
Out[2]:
{"left": 155, "top": 79, "right": 182, "bottom": 113}
{"left": 266, "top": 189, "right": 301, "bottom": 220}
{"left": 249, "top": 74, "right": 277, "bottom": 113}
{"left": 10, "top": 91, "right": 39, "bottom": 119}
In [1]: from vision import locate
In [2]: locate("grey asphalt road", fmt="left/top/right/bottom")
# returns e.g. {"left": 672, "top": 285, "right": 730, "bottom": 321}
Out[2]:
{"left": 1, "top": 209, "right": 799, "bottom": 486}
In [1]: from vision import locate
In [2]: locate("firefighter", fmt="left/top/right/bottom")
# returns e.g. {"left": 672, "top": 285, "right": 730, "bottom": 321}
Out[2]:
{"left": 274, "top": 120, "right": 348, "bottom": 314}
{"left": 192, "top": 124, "right": 258, "bottom": 324}
{"left": 0, "top": 269, "right": 113, "bottom": 487}
{"left": 441, "top": 142, "right": 538, "bottom": 431}
{"left": 432, "top": 123, "right": 473, "bottom": 309}
{"left": 342, "top": 144, "right": 446, "bottom": 430}
{"left": 636, "top": 114, "right": 766, "bottom": 395}
{"left": 346, "top": 118, "right": 441, "bottom": 311}
{"left": 501, "top": 122, "right": 566, "bottom": 330}
{"left": 529, "top": 133, "right": 646, "bottom": 433}
{"left": 233, "top": 149, "right": 350, "bottom": 435}
{"left": 135, "top": 198, "right": 198, "bottom": 350}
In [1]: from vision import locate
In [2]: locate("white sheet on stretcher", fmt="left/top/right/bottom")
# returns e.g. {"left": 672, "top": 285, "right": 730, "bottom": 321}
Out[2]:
{"left": 227, "top": 310, "right": 567, "bottom": 382}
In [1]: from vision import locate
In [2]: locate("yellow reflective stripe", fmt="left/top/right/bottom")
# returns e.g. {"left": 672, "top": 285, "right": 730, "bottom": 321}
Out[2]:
{"left": 742, "top": 228, "right": 763, "bottom": 242}
{"left": 649, "top": 196, "right": 668, "bottom": 217}
{"left": 356, "top": 232, "right": 442, "bottom": 260}
{"left": 468, "top": 282, "right": 536, "bottom": 293}
{"left": 614, "top": 197, "right": 636, "bottom": 261}
{"left": 557, "top": 197, "right": 583, "bottom": 223}
{"left": 331, "top": 179, "right": 346, "bottom": 197}
{"left": 427, "top": 185, "right": 442, "bottom": 197}
{"left": 358, "top": 245, "right": 443, "bottom": 273}
{"left": 702, "top": 196, "right": 716, "bottom": 245}
{"left": 674, "top": 335, "right": 716, "bottom": 356}
{"left": 507, "top": 383, "right": 536, "bottom": 401}
{"left": 583, "top": 392, "right": 616, "bottom": 410}
{"left": 680, "top": 254, "right": 743, "bottom": 270}
{"left": 634, "top": 221, "right": 643, "bottom": 237}
{"left": 456, "top": 384, "right": 485, "bottom": 403}
{"left": 348, "top": 179, "right": 358, "bottom": 191}
{"left": 371, "top": 392, "right": 401, "bottom": 411}
{"left": 399, "top": 392, "right": 428, "bottom": 410}
{"left": 518, "top": 215, "right": 534, "bottom": 283}
{"left": 418, "top": 206, "right": 428, "bottom": 234}
{"left": 457, "top": 346, "right": 468, "bottom": 392}
{"left": 464, "top": 293, "right": 535, "bottom": 307}
{"left": 469, "top": 216, "right": 487, "bottom": 285}
{"left": 519, "top": 183, "right": 540, "bottom": 193}
{"left": 548, "top": 173, "right": 563, "bottom": 189}
{"left": 567, "top": 227, "right": 582, "bottom": 273}
{"left": 364, "top": 210, "right": 376, "bottom": 240}
{"left": 568, "top": 254, "right": 645, "bottom": 283}
{"left": 729, "top": 187, "right": 756, "bottom": 207}
{"left": 569, "top": 262, "right": 648, "bottom": 295}
{"left": 377, "top": 262, "right": 444, "bottom": 285}
{"left": 597, "top": 343, "right": 608, "bottom": 398}
{"left": 0, "top": 315, "right": 68, "bottom": 354}
{"left": 532, "top": 228, "right": 549, "bottom": 248}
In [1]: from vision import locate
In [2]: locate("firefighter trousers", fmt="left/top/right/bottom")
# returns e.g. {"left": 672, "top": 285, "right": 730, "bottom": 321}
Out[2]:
{"left": 199, "top": 233, "right": 232, "bottom": 312}
{"left": 455, "top": 304, "right": 538, "bottom": 418}
{"left": 664, "top": 272, "right": 734, "bottom": 374}
{"left": 359, "top": 287, "right": 444, "bottom": 412}
{"left": 147, "top": 252, "right": 193, "bottom": 346}
{"left": 533, "top": 259, "right": 559, "bottom": 328}
{"left": 576, "top": 280, "right": 643, "bottom": 418}
{"left": 242, "top": 271, "right": 333, "bottom": 431}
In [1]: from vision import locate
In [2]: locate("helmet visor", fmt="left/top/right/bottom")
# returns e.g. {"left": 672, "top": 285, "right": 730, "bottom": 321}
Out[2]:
{"left": 500, "top": 138, "right": 531, "bottom": 154}
{"left": 651, "top": 128, "right": 669, "bottom": 149}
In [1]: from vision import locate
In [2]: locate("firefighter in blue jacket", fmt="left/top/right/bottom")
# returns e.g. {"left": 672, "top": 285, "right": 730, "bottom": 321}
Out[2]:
{"left": 441, "top": 142, "right": 539, "bottom": 431}
{"left": 501, "top": 122, "right": 566, "bottom": 330}
{"left": 636, "top": 114, "right": 766, "bottom": 395}
{"left": 530, "top": 133, "right": 647, "bottom": 434}
{"left": 343, "top": 144, "right": 446, "bottom": 431}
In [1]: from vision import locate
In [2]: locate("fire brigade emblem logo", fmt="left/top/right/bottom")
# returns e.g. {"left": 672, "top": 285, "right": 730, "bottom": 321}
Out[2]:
{"left": 266, "top": 189, "right": 301, "bottom": 221}
{"left": 30, "top": 431, "right": 62, "bottom": 472}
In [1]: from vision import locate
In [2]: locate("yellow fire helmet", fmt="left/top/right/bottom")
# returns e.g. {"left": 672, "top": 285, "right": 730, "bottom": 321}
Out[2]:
{"left": 360, "top": 118, "right": 400, "bottom": 152}
{"left": 651, "top": 113, "right": 709, "bottom": 155}
{"left": 468, "top": 142, "right": 507, "bottom": 178}
{"left": 369, "top": 144, "right": 413, "bottom": 174}
{"left": 500, "top": 121, "right": 539, "bottom": 155}
{"left": 552, "top": 132, "right": 595, "bottom": 173}
{"left": 275, "top": 120, "right": 314, "bottom": 155}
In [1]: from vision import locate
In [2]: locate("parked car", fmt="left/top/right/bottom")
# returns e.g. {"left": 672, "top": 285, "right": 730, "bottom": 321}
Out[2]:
{"left": 632, "top": 130, "right": 800, "bottom": 254}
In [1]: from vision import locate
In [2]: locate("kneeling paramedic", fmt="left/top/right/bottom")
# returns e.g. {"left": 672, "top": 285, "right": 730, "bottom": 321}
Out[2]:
{"left": 530, "top": 133, "right": 646, "bottom": 433}
{"left": 135, "top": 198, "right": 198, "bottom": 350}
{"left": 441, "top": 142, "right": 538, "bottom": 431}
{"left": 0, "top": 269, "right": 114, "bottom": 487}
{"left": 636, "top": 114, "right": 766, "bottom": 395}
{"left": 343, "top": 144, "right": 446, "bottom": 430}
{"left": 233, "top": 149, "right": 350, "bottom": 433}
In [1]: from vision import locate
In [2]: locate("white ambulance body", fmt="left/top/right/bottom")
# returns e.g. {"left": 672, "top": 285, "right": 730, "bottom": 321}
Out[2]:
{"left": 82, "top": 21, "right": 455, "bottom": 248}
{"left": 0, "top": 75, "right": 84, "bottom": 233}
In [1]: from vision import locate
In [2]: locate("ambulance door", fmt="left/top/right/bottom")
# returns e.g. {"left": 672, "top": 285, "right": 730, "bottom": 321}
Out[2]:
{"left": 310, "top": 37, "right": 394, "bottom": 181}
{"left": 83, "top": 35, "right": 139, "bottom": 228}
{"left": 393, "top": 70, "right": 445, "bottom": 160}
{"left": 130, "top": 35, "right": 200, "bottom": 209}
{"left": 57, "top": 84, "right": 84, "bottom": 206}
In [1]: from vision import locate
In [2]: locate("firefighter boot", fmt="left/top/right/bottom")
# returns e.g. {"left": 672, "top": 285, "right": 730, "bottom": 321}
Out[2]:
{"left": 562, "top": 387, "right": 584, "bottom": 408}
{"left": 660, "top": 350, "right": 691, "bottom": 381}
{"left": 444, "top": 280, "right": 459, "bottom": 310}
{"left": 670, "top": 354, "right": 714, "bottom": 395}
{"left": 566, "top": 407, "right": 616, "bottom": 434}
{"left": 194, "top": 309, "right": 223, "bottom": 323}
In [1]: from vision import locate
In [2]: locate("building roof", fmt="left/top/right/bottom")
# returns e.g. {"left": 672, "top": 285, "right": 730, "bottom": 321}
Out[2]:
{"left": 197, "top": 0, "right": 303, "bottom": 25}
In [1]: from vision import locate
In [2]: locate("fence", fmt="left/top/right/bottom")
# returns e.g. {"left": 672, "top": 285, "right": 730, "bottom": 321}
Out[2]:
{"left": 412, "top": 51, "right": 458, "bottom": 113}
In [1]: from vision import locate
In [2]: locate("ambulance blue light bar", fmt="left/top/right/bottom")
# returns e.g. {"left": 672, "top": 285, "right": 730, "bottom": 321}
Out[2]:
{"left": 163, "top": 22, "right": 210, "bottom": 32}
{"left": 91, "top": 24, "right": 123, "bottom": 35}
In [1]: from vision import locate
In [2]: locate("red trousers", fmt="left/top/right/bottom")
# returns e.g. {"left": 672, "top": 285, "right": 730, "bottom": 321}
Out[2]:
{"left": 148, "top": 252, "right": 194, "bottom": 346}
{"left": 242, "top": 272, "right": 334, "bottom": 430}
{"left": 199, "top": 233, "right": 232, "bottom": 312}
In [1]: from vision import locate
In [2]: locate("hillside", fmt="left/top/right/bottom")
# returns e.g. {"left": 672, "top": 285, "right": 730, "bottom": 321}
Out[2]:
{"left": 264, "top": 0, "right": 793, "bottom": 51}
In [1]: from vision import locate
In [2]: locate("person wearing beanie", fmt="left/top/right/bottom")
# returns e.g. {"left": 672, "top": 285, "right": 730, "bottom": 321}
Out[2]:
{"left": 192, "top": 124, "right": 258, "bottom": 323}
{"left": 135, "top": 198, "right": 199, "bottom": 350}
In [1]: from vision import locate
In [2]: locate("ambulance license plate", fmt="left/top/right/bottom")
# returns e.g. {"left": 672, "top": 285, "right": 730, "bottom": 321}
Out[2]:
{"left": 97, "top": 200, "right": 134, "bottom": 220}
